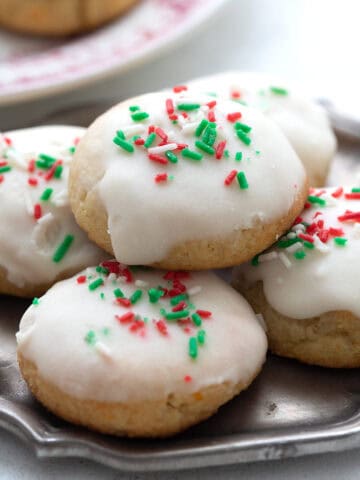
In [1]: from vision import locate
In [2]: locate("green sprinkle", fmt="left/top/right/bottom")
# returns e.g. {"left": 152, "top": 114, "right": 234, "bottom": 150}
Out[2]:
{"left": 277, "top": 238, "right": 301, "bottom": 248}
{"left": 203, "top": 125, "right": 217, "bottom": 146}
{"left": 189, "top": 337, "right": 198, "bottom": 359}
{"left": 96, "top": 266, "right": 109, "bottom": 275}
{"left": 256, "top": 150, "right": 261, "bottom": 155}
{"left": 116, "top": 130, "right": 125, "bottom": 139}
{"left": 177, "top": 103, "right": 200, "bottom": 111}
{"left": 164, "top": 310, "right": 189, "bottom": 320}
{"left": 38, "top": 153, "right": 56, "bottom": 164}
{"left": 53, "top": 165, "right": 63, "bottom": 179}
{"left": 131, "top": 111, "right": 149, "bottom": 121}
{"left": 69, "top": 146, "right": 76, "bottom": 154}
{"left": 148, "top": 288, "right": 163, "bottom": 303}
{"left": 237, "top": 171, "right": 249, "bottom": 189}
{"left": 100, "top": 292, "right": 105, "bottom": 300}
{"left": 191, "top": 313, "right": 202, "bottom": 327}
{"left": 32, "top": 297, "right": 39, "bottom": 305}
{"left": 130, "top": 289, "right": 143, "bottom": 304}
{"left": 251, "top": 254, "right": 259, "bottom": 266}
{"left": 351, "top": 188, "right": 360, "bottom": 193}
{"left": 113, "top": 136, "right": 135, "bottom": 153}
{"left": 52, "top": 234, "right": 74, "bottom": 263}
{"left": 236, "top": 129, "right": 251, "bottom": 146}
{"left": 0, "top": 165, "right": 11, "bottom": 174}
{"left": 334, "top": 237, "right": 347, "bottom": 246}
{"left": 182, "top": 148, "right": 203, "bottom": 161}
{"left": 270, "top": 86, "right": 289, "bottom": 96}
{"left": 40, "top": 187, "right": 53, "bottom": 201}
{"left": 195, "top": 119, "right": 209, "bottom": 137}
{"left": 85, "top": 330, "right": 96, "bottom": 345}
{"left": 303, "top": 241, "right": 315, "bottom": 249}
{"left": 165, "top": 151, "right": 178, "bottom": 163}
{"left": 170, "top": 293, "right": 188, "bottom": 306}
{"left": 113, "top": 288, "right": 124, "bottom": 298}
{"left": 235, "top": 152, "right": 243, "bottom": 161}
{"left": 195, "top": 140, "right": 215, "bottom": 155}
{"left": 234, "top": 122, "right": 252, "bottom": 133}
{"left": 197, "top": 330, "right": 206, "bottom": 345}
{"left": 144, "top": 132, "right": 156, "bottom": 148}
{"left": 294, "top": 250, "right": 306, "bottom": 260}
{"left": 307, "top": 195, "right": 326, "bottom": 206}
{"left": 35, "top": 160, "right": 50, "bottom": 170}
{"left": 88, "top": 278, "right": 104, "bottom": 291}
{"left": 224, "top": 149, "right": 230, "bottom": 158}
{"left": 129, "top": 105, "right": 140, "bottom": 112}
{"left": 102, "top": 327, "right": 110, "bottom": 336}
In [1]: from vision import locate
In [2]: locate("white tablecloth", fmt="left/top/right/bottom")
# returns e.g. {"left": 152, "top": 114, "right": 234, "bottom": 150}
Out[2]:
{"left": 0, "top": 0, "right": 359, "bottom": 477}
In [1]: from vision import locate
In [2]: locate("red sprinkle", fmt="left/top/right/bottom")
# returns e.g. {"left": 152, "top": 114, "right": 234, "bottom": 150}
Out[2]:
{"left": 298, "top": 233, "right": 314, "bottom": 243}
{"left": 173, "top": 85, "right": 187, "bottom": 93}
{"left": 176, "top": 143, "right": 187, "bottom": 150}
{"left": 196, "top": 310, "right": 212, "bottom": 318}
{"left": 33, "top": 204, "right": 42, "bottom": 220}
{"left": 0, "top": 160, "right": 7, "bottom": 167}
{"left": 155, "top": 127, "right": 168, "bottom": 142}
{"left": 116, "top": 312, "right": 134, "bottom": 324}
{"left": 117, "top": 298, "right": 131, "bottom": 307}
{"left": 169, "top": 114, "right": 178, "bottom": 121}
{"left": 293, "top": 216, "right": 303, "bottom": 225}
{"left": 227, "top": 112, "right": 242, "bottom": 123}
{"left": 318, "top": 229, "right": 329, "bottom": 243}
{"left": 172, "top": 301, "right": 187, "bottom": 312}
{"left": 0, "top": 175, "right": 4, "bottom": 183}
{"left": 155, "top": 320, "right": 168, "bottom": 336}
{"left": 207, "top": 100, "right": 217, "bottom": 109}
{"left": 3, "top": 136, "right": 12, "bottom": 146}
{"left": 27, "top": 159, "right": 36, "bottom": 173}
{"left": 231, "top": 90, "right": 241, "bottom": 99}
{"left": 166, "top": 98, "right": 175, "bottom": 115}
{"left": 329, "top": 227, "right": 344, "bottom": 236}
{"left": 129, "top": 320, "right": 145, "bottom": 332}
{"left": 215, "top": 140, "right": 227, "bottom": 160}
{"left": 155, "top": 173, "right": 168, "bottom": 183}
{"left": 332, "top": 187, "right": 343, "bottom": 198}
{"left": 148, "top": 125, "right": 155, "bottom": 134}
{"left": 208, "top": 110, "right": 216, "bottom": 122}
{"left": 224, "top": 169, "right": 238, "bottom": 186}
{"left": 148, "top": 153, "right": 168, "bottom": 165}
{"left": 77, "top": 275, "right": 87, "bottom": 284}
{"left": 345, "top": 193, "right": 360, "bottom": 200}
{"left": 134, "top": 137, "right": 145, "bottom": 146}
{"left": 28, "top": 177, "right": 38, "bottom": 187}
{"left": 184, "top": 375, "right": 192, "bottom": 383}
{"left": 44, "top": 160, "right": 62, "bottom": 181}
{"left": 338, "top": 212, "right": 360, "bottom": 222}
{"left": 73, "top": 137, "right": 81, "bottom": 146}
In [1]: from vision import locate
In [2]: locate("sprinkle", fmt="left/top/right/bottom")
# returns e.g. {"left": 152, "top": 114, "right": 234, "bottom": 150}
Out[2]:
{"left": 100, "top": 292, "right": 105, "bottom": 300}
{"left": 113, "top": 288, "right": 124, "bottom": 298}
{"left": 298, "top": 233, "right": 314, "bottom": 243}
{"left": 117, "top": 298, "right": 131, "bottom": 307}
{"left": 148, "top": 288, "right": 163, "bottom": 303}
{"left": 0, "top": 175, "right": 5, "bottom": 183}
{"left": 131, "top": 111, "right": 149, "bottom": 121}
{"left": 130, "top": 289, "right": 142, "bottom": 304}
{"left": 177, "top": 103, "right": 200, "bottom": 111}
{"left": 88, "top": 278, "right": 104, "bottom": 291}
{"left": 334, "top": 237, "right": 347, "bottom": 246}
{"left": 191, "top": 313, "right": 202, "bottom": 327}
{"left": 207, "top": 100, "right": 217, "bottom": 108}
{"left": 294, "top": 250, "right": 306, "bottom": 260}
{"left": 215, "top": 140, "right": 227, "bottom": 160}
{"left": 224, "top": 170, "right": 238, "bottom": 186}
{"left": 208, "top": 110, "right": 216, "bottom": 122}
{"left": 237, "top": 171, "right": 249, "bottom": 189}
{"left": 38, "top": 153, "right": 56, "bottom": 165}
{"left": 234, "top": 122, "right": 251, "bottom": 134}
{"left": 181, "top": 148, "right": 203, "bottom": 161}
{"left": 351, "top": 188, "right": 360, "bottom": 193}
{"left": 134, "top": 138, "right": 145, "bottom": 146}
{"left": 40, "top": 188, "right": 53, "bottom": 201}
{"left": 236, "top": 129, "right": 251, "bottom": 145}
{"left": 32, "top": 297, "right": 39, "bottom": 305}
{"left": 148, "top": 144, "right": 177, "bottom": 155}
{"left": 155, "top": 173, "right": 168, "bottom": 183}
{"left": 197, "top": 330, "right": 206, "bottom": 345}
{"left": 116, "top": 312, "right": 134, "bottom": 324}
{"left": 278, "top": 252, "right": 292, "bottom": 269}
{"left": 113, "top": 136, "right": 135, "bottom": 153}
{"left": 148, "top": 153, "right": 168, "bottom": 164}
{"left": 52, "top": 234, "right": 74, "bottom": 263}
{"left": 0, "top": 165, "right": 11, "bottom": 174}
{"left": 196, "top": 310, "right": 212, "bottom": 318}
{"left": 170, "top": 293, "right": 188, "bottom": 305}
{"left": 129, "top": 105, "right": 140, "bottom": 112}
{"left": 184, "top": 375, "right": 192, "bottom": 383}
{"left": 338, "top": 212, "right": 360, "bottom": 222}
{"left": 235, "top": 152, "right": 243, "bottom": 161}
{"left": 195, "top": 140, "right": 215, "bottom": 155}
{"left": 143, "top": 132, "right": 156, "bottom": 148}
{"left": 77, "top": 275, "right": 87, "bottom": 284}
{"left": 307, "top": 195, "right": 326, "bottom": 206}
{"left": 33, "top": 203, "right": 42, "bottom": 220}
{"left": 303, "top": 241, "right": 315, "bottom": 249}
{"left": 165, "top": 151, "right": 178, "bottom": 163}
{"left": 135, "top": 279, "right": 148, "bottom": 288}
{"left": 258, "top": 252, "right": 278, "bottom": 263}
{"left": 195, "top": 119, "right": 209, "bottom": 137}
{"left": 155, "top": 127, "right": 168, "bottom": 141}
{"left": 345, "top": 193, "right": 360, "bottom": 200}
{"left": 227, "top": 112, "right": 242, "bottom": 123}
{"left": 164, "top": 310, "right": 189, "bottom": 320}
{"left": 173, "top": 85, "right": 188, "bottom": 93}
{"left": 116, "top": 130, "right": 125, "bottom": 139}
{"left": 189, "top": 337, "right": 198, "bottom": 359}
{"left": 332, "top": 187, "right": 343, "bottom": 198}
{"left": 155, "top": 320, "right": 168, "bottom": 336}
{"left": 251, "top": 255, "right": 259, "bottom": 266}
{"left": 54, "top": 165, "right": 63, "bottom": 179}
{"left": 270, "top": 86, "right": 289, "bottom": 95}
{"left": 166, "top": 98, "right": 175, "bottom": 115}
{"left": 85, "top": 330, "right": 96, "bottom": 345}
{"left": 286, "top": 242, "right": 303, "bottom": 253}
{"left": 187, "top": 286, "right": 202, "bottom": 296}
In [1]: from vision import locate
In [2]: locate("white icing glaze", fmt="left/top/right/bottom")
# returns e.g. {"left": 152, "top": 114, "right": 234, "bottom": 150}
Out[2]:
{"left": 0, "top": 126, "right": 106, "bottom": 289}
{"left": 77, "top": 90, "right": 306, "bottom": 265}
{"left": 234, "top": 187, "right": 360, "bottom": 319}
{"left": 188, "top": 72, "right": 337, "bottom": 184}
{"left": 17, "top": 263, "right": 267, "bottom": 402}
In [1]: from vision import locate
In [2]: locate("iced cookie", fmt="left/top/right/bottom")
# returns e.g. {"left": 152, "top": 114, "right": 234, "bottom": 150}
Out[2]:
{"left": 0, "top": 0, "right": 138, "bottom": 36}
{"left": 188, "top": 72, "right": 336, "bottom": 187}
{"left": 17, "top": 262, "right": 267, "bottom": 437}
{"left": 233, "top": 187, "right": 360, "bottom": 368}
{"left": 69, "top": 89, "right": 308, "bottom": 270}
{"left": 0, "top": 126, "right": 106, "bottom": 298}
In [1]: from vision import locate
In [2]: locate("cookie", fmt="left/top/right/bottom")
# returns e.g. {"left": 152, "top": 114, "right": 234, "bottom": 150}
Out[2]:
{"left": 69, "top": 89, "right": 308, "bottom": 270}
{"left": 188, "top": 72, "right": 337, "bottom": 187}
{"left": 0, "top": 126, "right": 106, "bottom": 298}
{"left": 0, "top": 0, "right": 138, "bottom": 36}
{"left": 17, "top": 262, "right": 267, "bottom": 437}
{"left": 233, "top": 186, "right": 360, "bottom": 368}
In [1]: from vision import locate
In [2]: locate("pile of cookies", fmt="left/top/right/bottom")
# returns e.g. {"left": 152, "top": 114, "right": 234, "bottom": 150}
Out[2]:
{"left": 7, "top": 72, "right": 357, "bottom": 439}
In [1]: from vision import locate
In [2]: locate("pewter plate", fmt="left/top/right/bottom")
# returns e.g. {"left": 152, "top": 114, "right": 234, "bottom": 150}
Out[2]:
{"left": 0, "top": 105, "right": 359, "bottom": 472}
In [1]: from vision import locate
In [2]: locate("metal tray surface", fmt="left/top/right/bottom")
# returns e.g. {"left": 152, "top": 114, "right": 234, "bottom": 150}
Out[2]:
{"left": 0, "top": 105, "right": 359, "bottom": 472}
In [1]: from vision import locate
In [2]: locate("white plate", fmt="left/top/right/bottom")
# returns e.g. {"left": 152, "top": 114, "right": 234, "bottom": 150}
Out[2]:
{"left": 0, "top": 0, "right": 227, "bottom": 106}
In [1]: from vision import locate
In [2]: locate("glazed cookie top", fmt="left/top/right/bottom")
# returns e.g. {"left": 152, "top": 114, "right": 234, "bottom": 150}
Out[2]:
{"left": 17, "top": 262, "right": 267, "bottom": 402}
{"left": 74, "top": 88, "right": 306, "bottom": 265}
{"left": 188, "top": 72, "right": 336, "bottom": 184}
{"left": 0, "top": 126, "right": 106, "bottom": 289}
{"left": 234, "top": 187, "right": 360, "bottom": 319}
